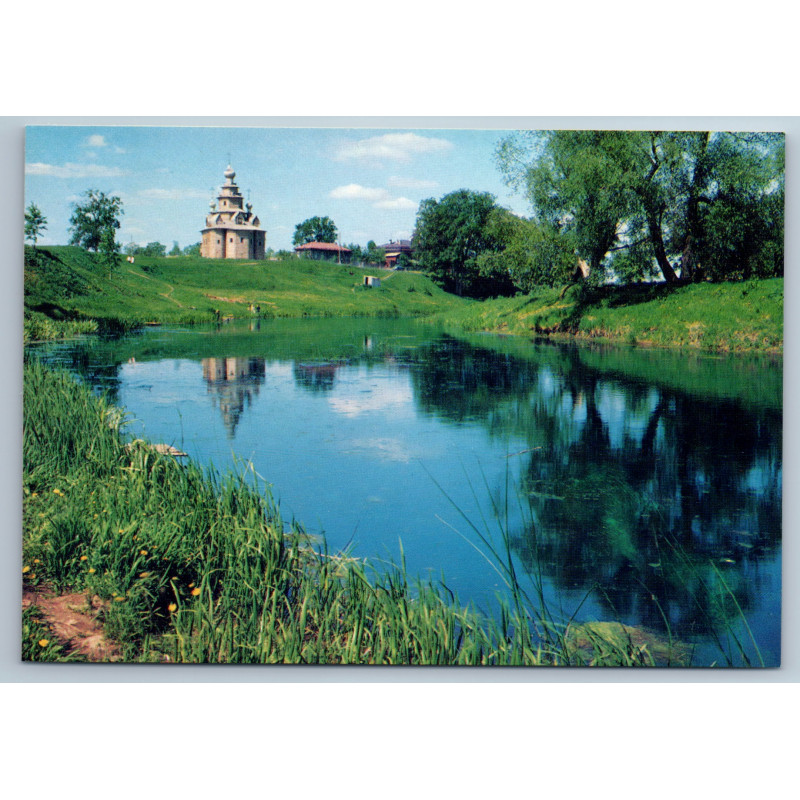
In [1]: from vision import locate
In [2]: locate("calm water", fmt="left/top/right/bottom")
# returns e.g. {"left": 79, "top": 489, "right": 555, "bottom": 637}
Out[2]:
{"left": 29, "top": 318, "right": 783, "bottom": 666}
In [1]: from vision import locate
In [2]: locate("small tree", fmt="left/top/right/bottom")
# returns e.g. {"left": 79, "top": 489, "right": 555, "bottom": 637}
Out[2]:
{"left": 183, "top": 242, "right": 201, "bottom": 256}
{"left": 98, "top": 225, "right": 121, "bottom": 276}
{"left": 169, "top": 241, "right": 181, "bottom": 256}
{"left": 142, "top": 242, "right": 167, "bottom": 257}
{"left": 24, "top": 203, "right": 47, "bottom": 248}
{"left": 292, "top": 216, "right": 338, "bottom": 245}
{"left": 69, "top": 189, "right": 123, "bottom": 252}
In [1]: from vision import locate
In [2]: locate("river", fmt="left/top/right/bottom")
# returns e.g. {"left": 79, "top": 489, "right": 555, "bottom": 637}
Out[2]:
{"left": 27, "top": 317, "right": 783, "bottom": 667}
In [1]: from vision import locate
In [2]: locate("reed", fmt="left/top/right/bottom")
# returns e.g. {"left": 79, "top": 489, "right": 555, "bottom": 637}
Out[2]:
{"left": 22, "top": 359, "right": 708, "bottom": 666}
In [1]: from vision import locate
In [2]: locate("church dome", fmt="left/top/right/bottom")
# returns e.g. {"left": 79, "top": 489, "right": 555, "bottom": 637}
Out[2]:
{"left": 224, "top": 165, "right": 236, "bottom": 181}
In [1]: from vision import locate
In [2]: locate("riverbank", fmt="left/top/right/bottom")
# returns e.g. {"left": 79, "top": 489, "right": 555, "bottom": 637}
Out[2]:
{"left": 434, "top": 279, "right": 784, "bottom": 354}
{"left": 26, "top": 248, "right": 784, "bottom": 354}
{"left": 23, "top": 247, "right": 469, "bottom": 340}
{"left": 22, "top": 359, "right": 689, "bottom": 666}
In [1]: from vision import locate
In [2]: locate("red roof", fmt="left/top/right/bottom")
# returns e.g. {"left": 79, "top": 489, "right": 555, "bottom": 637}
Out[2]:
{"left": 294, "top": 242, "right": 352, "bottom": 252}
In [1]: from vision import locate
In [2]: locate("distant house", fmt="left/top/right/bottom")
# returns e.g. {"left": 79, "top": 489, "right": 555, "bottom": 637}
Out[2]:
{"left": 379, "top": 239, "right": 413, "bottom": 268}
{"left": 364, "top": 275, "right": 381, "bottom": 288}
{"left": 294, "top": 242, "right": 352, "bottom": 264}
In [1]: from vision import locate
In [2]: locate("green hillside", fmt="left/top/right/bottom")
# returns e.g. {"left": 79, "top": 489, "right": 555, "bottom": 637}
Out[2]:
{"left": 24, "top": 247, "right": 470, "bottom": 335}
{"left": 432, "top": 279, "right": 784, "bottom": 353}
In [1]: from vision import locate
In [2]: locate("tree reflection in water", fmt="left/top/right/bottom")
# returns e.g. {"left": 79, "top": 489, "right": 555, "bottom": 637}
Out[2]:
{"left": 411, "top": 337, "right": 781, "bottom": 658}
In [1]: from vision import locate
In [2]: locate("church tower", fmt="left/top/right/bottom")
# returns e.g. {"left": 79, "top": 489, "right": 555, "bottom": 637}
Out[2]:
{"left": 200, "top": 165, "right": 266, "bottom": 259}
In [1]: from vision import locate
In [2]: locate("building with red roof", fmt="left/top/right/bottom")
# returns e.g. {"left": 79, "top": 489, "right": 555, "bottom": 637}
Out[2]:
{"left": 294, "top": 241, "right": 352, "bottom": 264}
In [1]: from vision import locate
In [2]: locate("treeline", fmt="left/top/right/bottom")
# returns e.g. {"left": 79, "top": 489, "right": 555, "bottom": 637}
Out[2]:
{"left": 413, "top": 130, "right": 784, "bottom": 297}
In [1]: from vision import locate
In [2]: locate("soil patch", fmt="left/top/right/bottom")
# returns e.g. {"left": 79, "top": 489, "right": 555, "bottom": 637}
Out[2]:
{"left": 23, "top": 587, "right": 121, "bottom": 662}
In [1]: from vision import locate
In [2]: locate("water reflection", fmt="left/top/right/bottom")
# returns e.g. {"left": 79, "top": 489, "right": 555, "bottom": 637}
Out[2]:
{"left": 202, "top": 357, "right": 266, "bottom": 438}
{"left": 410, "top": 337, "right": 781, "bottom": 662}
{"left": 28, "top": 321, "right": 782, "bottom": 664}
{"left": 293, "top": 361, "right": 344, "bottom": 393}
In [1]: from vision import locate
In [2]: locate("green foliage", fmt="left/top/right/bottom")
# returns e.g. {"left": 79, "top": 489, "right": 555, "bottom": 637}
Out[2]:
{"left": 292, "top": 215, "right": 338, "bottom": 245}
{"left": 169, "top": 241, "right": 181, "bottom": 256}
{"left": 477, "top": 209, "right": 576, "bottom": 290}
{"left": 496, "top": 130, "right": 785, "bottom": 285}
{"left": 182, "top": 242, "right": 201, "bottom": 256}
{"left": 413, "top": 189, "right": 512, "bottom": 297}
{"left": 24, "top": 202, "right": 47, "bottom": 247}
{"left": 68, "top": 189, "right": 123, "bottom": 253}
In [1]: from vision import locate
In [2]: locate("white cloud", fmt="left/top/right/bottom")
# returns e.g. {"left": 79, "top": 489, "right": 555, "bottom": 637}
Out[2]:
{"left": 329, "top": 184, "right": 389, "bottom": 201}
{"left": 334, "top": 133, "right": 453, "bottom": 163}
{"left": 387, "top": 175, "right": 439, "bottom": 190}
{"left": 85, "top": 134, "right": 108, "bottom": 147}
{"left": 374, "top": 196, "right": 417, "bottom": 210}
{"left": 25, "top": 162, "right": 127, "bottom": 178}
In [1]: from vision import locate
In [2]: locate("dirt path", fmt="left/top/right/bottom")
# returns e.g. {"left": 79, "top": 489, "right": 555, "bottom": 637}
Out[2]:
{"left": 126, "top": 268, "right": 183, "bottom": 307}
{"left": 23, "top": 587, "right": 122, "bottom": 662}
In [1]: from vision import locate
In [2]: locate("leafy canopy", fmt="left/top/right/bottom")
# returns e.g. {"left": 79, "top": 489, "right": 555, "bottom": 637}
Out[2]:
{"left": 293, "top": 216, "right": 338, "bottom": 245}
{"left": 68, "top": 190, "right": 123, "bottom": 253}
{"left": 413, "top": 189, "right": 512, "bottom": 297}
{"left": 496, "top": 130, "right": 784, "bottom": 284}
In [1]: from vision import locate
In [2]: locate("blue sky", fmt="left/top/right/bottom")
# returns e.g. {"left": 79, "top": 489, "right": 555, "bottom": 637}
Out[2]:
{"left": 24, "top": 126, "right": 531, "bottom": 252}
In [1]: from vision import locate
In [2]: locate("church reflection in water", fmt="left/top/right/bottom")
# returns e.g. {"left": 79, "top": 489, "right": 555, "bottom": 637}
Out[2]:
{"left": 202, "top": 357, "right": 266, "bottom": 438}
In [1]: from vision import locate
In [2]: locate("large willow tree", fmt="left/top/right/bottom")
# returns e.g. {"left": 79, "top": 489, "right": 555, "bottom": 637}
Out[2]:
{"left": 496, "top": 130, "right": 784, "bottom": 284}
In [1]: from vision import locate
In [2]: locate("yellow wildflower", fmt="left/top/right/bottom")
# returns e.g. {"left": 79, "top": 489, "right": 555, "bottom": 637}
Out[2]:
{"left": 38, "top": 639, "right": 50, "bottom": 648}
{"left": 114, "top": 596, "right": 126, "bottom": 602}
{"left": 139, "top": 550, "right": 148, "bottom": 556}
{"left": 188, "top": 582, "right": 195, "bottom": 588}
{"left": 33, "top": 559, "right": 40, "bottom": 564}
{"left": 30, "top": 573, "right": 37, "bottom": 580}
{"left": 88, "top": 568, "right": 96, "bottom": 574}
{"left": 139, "top": 572, "right": 150, "bottom": 579}
{"left": 52, "top": 488, "right": 64, "bottom": 496}
{"left": 22, "top": 565, "right": 30, "bottom": 574}
{"left": 80, "top": 555, "right": 88, "bottom": 562}
{"left": 168, "top": 603, "right": 177, "bottom": 613}
{"left": 191, "top": 587, "right": 201, "bottom": 596}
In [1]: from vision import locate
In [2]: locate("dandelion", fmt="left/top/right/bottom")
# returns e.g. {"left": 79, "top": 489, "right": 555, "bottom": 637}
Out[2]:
{"left": 168, "top": 603, "right": 177, "bottom": 613}
{"left": 22, "top": 566, "right": 30, "bottom": 574}
{"left": 191, "top": 587, "right": 201, "bottom": 596}
{"left": 88, "top": 568, "right": 96, "bottom": 574}
{"left": 139, "top": 572, "right": 150, "bottom": 579}
{"left": 139, "top": 550, "right": 148, "bottom": 556}
{"left": 30, "top": 574, "right": 37, "bottom": 580}
{"left": 38, "top": 639, "right": 50, "bottom": 648}
{"left": 52, "top": 488, "right": 64, "bottom": 496}
{"left": 80, "top": 555, "right": 88, "bottom": 562}
{"left": 114, "top": 596, "right": 126, "bottom": 602}
{"left": 33, "top": 559, "right": 40, "bottom": 564}
{"left": 118, "top": 529, "right": 124, "bottom": 534}
{"left": 188, "top": 582, "right": 195, "bottom": 588}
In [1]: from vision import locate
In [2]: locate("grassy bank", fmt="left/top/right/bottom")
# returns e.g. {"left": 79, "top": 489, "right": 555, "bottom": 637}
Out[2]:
{"left": 24, "top": 247, "right": 468, "bottom": 338}
{"left": 434, "top": 279, "right": 784, "bottom": 353}
{"left": 22, "top": 360, "right": 685, "bottom": 666}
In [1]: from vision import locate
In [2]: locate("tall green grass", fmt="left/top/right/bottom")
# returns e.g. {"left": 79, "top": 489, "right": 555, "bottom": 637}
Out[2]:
{"left": 23, "top": 360, "right": 674, "bottom": 665}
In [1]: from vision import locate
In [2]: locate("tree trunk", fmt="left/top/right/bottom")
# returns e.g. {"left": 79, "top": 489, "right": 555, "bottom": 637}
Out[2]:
{"left": 645, "top": 205, "right": 679, "bottom": 283}
{"left": 680, "top": 133, "right": 711, "bottom": 282}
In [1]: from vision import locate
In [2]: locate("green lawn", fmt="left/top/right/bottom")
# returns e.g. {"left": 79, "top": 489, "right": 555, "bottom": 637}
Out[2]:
{"left": 432, "top": 279, "right": 783, "bottom": 353}
{"left": 24, "top": 247, "right": 470, "bottom": 332}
